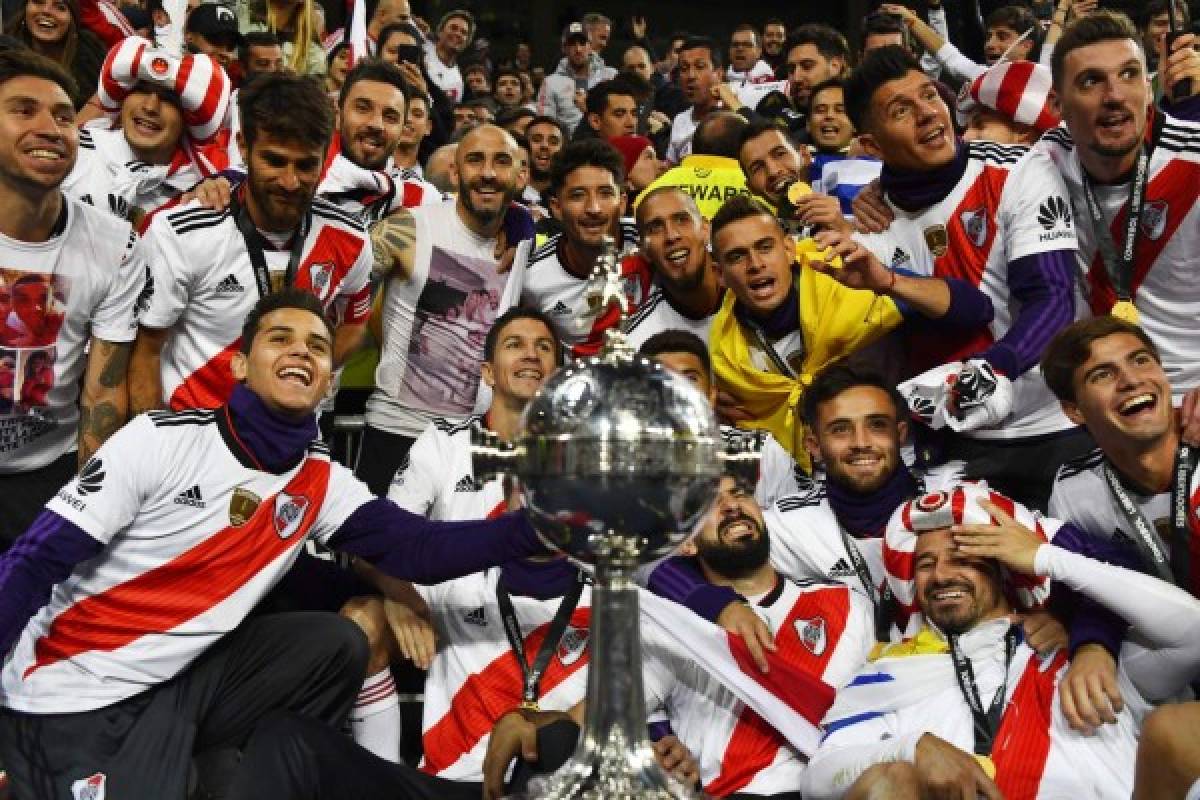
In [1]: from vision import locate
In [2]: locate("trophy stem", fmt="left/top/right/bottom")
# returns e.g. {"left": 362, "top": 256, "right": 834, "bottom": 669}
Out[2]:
{"left": 519, "top": 548, "right": 700, "bottom": 799}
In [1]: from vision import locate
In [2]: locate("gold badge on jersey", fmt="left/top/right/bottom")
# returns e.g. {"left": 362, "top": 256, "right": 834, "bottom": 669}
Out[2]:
{"left": 269, "top": 272, "right": 287, "bottom": 294}
{"left": 229, "top": 488, "right": 262, "bottom": 527}
{"left": 975, "top": 755, "right": 997, "bottom": 780}
{"left": 923, "top": 224, "right": 949, "bottom": 257}
{"left": 1111, "top": 300, "right": 1140, "bottom": 326}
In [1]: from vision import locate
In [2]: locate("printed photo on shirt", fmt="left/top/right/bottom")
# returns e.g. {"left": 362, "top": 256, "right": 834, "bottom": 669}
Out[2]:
{"left": 400, "top": 246, "right": 505, "bottom": 414}
{"left": 0, "top": 270, "right": 69, "bottom": 349}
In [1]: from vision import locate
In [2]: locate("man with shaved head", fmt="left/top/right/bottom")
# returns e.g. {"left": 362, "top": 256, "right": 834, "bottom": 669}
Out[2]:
{"left": 360, "top": 124, "right": 526, "bottom": 494}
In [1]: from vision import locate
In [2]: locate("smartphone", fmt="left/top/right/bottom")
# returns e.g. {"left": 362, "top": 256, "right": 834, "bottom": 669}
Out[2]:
{"left": 395, "top": 44, "right": 422, "bottom": 65}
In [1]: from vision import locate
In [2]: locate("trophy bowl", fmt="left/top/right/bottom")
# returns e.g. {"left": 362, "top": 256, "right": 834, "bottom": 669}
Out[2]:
{"left": 517, "top": 353, "right": 722, "bottom": 565}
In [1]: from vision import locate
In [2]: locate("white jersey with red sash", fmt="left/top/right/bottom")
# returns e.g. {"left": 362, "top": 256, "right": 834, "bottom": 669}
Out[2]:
{"left": 137, "top": 195, "right": 372, "bottom": 410}
{"left": 416, "top": 569, "right": 594, "bottom": 782}
{"left": 643, "top": 576, "right": 872, "bottom": 796}
{"left": 387, "top": 414, "right": 506, "bottom": 521}
{"left": 0, "top": 409, "right": 375, "bottom": 713}
{"left": 1036, "top": 114, "right": 1200, "bottom": 398}
{"left": 518, "top": 221, "right": 651, "bottom": 358}
{"left": 854, "top": 141, "right": 1077, "bottom": 439}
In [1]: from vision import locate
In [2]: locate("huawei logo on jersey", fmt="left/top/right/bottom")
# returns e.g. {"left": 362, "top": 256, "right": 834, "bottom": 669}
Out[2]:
{"left": 557, "top": 625, "right": 589, "bottom": 666}
{"left": 1037, "top": 196, "right": 1073, "bottom": 242}
{"left": 795, "top": 616, "right": 827, "bottom": 657}
{"left": 273, "top": 492, "right": 310, "bottom": 539}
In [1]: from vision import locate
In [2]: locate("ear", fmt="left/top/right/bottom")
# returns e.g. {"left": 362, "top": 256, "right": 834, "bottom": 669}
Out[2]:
{"left": 803, "top": 429, "right": 822, "bottom": 466}
{"left": 857, "top": 132, "right": 883, "bottom": 160}
{"left": 236, "top": 130, "right": 248, "bottom": 166}
{"left": 896, "top": 418, "right": 909, "bottom": 445}
{"left": 549, "top": 193, "right": 560, "bottom": 218}
{"left": 586, "top": 111, "right": 601, "bottom": 131}
{"left": 831, "top": 56, "right": 847, "bottom": 76}
{"left": 230, "top": 350, "right": 249, "bottom": 382}
{"left": 1048, "top": 86, "right": 1062, "bottom": 119}
{"left": 1062, "top": 399, "right": 1085, "bottom": 427}
{"left": 481, "top": 360, "right": 496, "bottom": 390}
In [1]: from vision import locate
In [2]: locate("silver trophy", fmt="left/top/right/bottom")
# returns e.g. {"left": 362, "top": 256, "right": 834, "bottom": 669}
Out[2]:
{"left": 473, "top": 236, "right": 760, "bottom": 799}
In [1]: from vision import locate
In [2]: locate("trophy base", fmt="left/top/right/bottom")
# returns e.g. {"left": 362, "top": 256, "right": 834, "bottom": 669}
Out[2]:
{"left": 508, "top": 728, "right": 704, "bottom": 799}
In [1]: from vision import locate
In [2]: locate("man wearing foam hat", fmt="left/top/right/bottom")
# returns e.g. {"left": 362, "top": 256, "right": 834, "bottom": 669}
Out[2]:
{"left": 802, "top": 481, "right": 1200, "bottom": 800}
{"left": 957, "top": 60, "right": 1061, "bottom": 145}
{"left": 63, "top": 36, "right": 231, "bottom": 226}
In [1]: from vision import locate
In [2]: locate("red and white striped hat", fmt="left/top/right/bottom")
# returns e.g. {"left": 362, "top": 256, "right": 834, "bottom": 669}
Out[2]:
{"left": 883, "top": 483, "right": 1053, "bottom": 617}
{"left": 956, "top": 60, "right": 1060, "bottom": 133}
{"left": 98, "top": 36, "right": 231, "bottom": 144}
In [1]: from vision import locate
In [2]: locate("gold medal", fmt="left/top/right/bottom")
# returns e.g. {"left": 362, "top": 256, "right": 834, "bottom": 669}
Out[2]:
{"left": 1111, "top": 300, "right": 1140, "bottom": 326}
{"left": 923, "top": 224, "right": 949, "bottom": 257}
{"left": 518, "top": 699, "right": 541, "bottom": 712}
{"left": 974, "top": 755, "right": 997, "bottom": 780}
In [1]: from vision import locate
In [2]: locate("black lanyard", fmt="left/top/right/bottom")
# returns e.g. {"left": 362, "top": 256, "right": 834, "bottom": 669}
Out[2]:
{"left": 231, "top": 193, "right": 312, "bottom": 299}
{"left": 948, "top": 626, "right": 1017, "bottom": 757}
{"left": 1080, "top": 112, "right": 1164, "bottom": 305}
{"left": 1103, "top": 444, "right": 1199, "bottom": 592}
{"left": 496, "top": 572, "right": 586, "bottom": 710}
{"left": 838, "top": 529, "right": 895, "bottom": 642}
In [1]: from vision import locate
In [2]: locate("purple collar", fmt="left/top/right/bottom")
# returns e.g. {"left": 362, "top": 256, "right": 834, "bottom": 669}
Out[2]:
{"left": 221, "top": 384, "right": 319, "bottom": 474}
{"left": 880, "top": 139, "right": 969, "bottom": 213}
{"left": 825, "top": 466, "right": 919, "bottom": 539}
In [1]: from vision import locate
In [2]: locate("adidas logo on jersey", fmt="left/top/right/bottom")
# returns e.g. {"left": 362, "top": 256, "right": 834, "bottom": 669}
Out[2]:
{"left": 454, "top": 475, "right": 477, "bottom": 493}
{"left": 215, "top": 274, "right": 245, "bottom": 294}
{"left": 550, "top": 301, "right": 572, "bottom": 315}
{"left": 890, "top": 247, "right": 911, "bottom": 271}
{"left": 174, "top": 485, "right": 206, "bottom": 508}
{"left": 1037, "top": 196, "right": 1073, "bottom": 242}
{"left": 77, "top": 458, "right": 105, "bottom": 495}
{"left": 828, "top": 558, "right": 857, "bottom": 579}
{"left": 463, "top": 606, "right": 487, "bottom": 626}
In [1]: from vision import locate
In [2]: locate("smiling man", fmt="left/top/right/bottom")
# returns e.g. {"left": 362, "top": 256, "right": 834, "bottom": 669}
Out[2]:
{"left": 0, "top": 290, "right": 550, "bottom": 799}
{"left": 0, "top": 50, "right": 142, "bottom": 547}
{"left": 361, "top": 124, "right": 525, "bottom": 495}
{"left": 1044, "top": 317, "right": 1200, "bottom": 602}
{"left": 519, "top": 139, "right": 650, "bottom": 358}
{"left": 1036, "top": 11, "right": 1200, "bottom": 404}
{"left": 844, "top": 45, "right": 1085, "bottom": 511}
{"left": 128, "top": 73, "right": 373, "bottom": 417}
{"left": 803, "top": 482, "right": 1200, "bottom": 800}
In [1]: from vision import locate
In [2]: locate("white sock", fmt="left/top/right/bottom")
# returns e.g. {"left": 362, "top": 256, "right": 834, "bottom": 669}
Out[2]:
{"left": 349, "top": 668, "right": 402, "bottom": 763}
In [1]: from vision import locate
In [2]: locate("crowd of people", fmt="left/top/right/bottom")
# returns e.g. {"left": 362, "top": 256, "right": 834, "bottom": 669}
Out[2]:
{"left": 0, "top": 0, "right": 1199, "bottom": 797}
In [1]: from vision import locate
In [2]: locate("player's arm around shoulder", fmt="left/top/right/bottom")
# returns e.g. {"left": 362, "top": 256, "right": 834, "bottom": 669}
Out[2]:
{"left": 369, "top": 207, "right": 417, "bottom": 282}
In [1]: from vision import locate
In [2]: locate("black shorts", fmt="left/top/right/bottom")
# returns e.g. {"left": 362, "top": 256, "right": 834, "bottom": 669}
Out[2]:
{"left": 0, "top": 613, "right": 366, "bottom": 800}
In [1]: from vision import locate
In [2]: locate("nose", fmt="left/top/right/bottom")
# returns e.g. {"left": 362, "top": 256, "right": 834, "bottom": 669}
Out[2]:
{"left": 850, "top": 423, "right": 872, "bottom": 449}
{"left": 277, "top": 163, "right": 301, "bottom": 191}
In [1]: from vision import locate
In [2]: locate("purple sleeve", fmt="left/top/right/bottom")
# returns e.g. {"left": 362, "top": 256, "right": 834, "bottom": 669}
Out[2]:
{"left": 502, "top": 203, "right": 536, "bottom": 246}
{"left": 647, "top": 556, "right": 740, "bottom": 622}
{"left": 1049, "top": 523, "right": 1143, "bottom": 658}
{"left": 0, "top": 510, "right": 104, "bottom": 657}
{"left": 1161, "top": 96, "right": 1200, "bottom": 123}
{"left": 328, "top": 498, "right": 549, "bottom": 583}
{"left": 937, "top": 277, "right": 994, "bottom": 328}
{"left": 975, "top": 249, "right": 1075, "bottom": 378}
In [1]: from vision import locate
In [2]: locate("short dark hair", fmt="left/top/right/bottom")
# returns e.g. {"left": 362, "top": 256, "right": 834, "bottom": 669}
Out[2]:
{"left": 1051, "top": 11, "right": 1141, "bottom": 89}
{"left": 240, "top": 289, "right": 334, "bottom": 355}
{"left": 338, "top": 58, "right": 410, "bottom": 110}
{"left": 785, "top": 24, "right": 850, "bottom": 65}
{"left": 843, "top": 45, "right": 922, "bottom": 133}
{"left": 0, "top": 47, "right": 76, "bottom": 102}
{"left": 808, "top": 76, "right": 846, "bottom": 114}
{"left": 736, "top": 117, "right": 794, "bottom": 163}
{"left": 693, "top": 111, "right": 747, "bottom": 158}
{"left": 986, "top": 4, "right": 1038, "bottom": 37}
{"left": 241, "top": 31, "right": 281, "bottom": 66}
{"left": 710, "top": 193, "right": 778, "bottom": 251}
{"left": 802, "top": 364, "right": 908, "bottom": 428}
{"left": 634, "top": 185, "right": 701, "bottom": 228}
{"left": 1040, "top": 317, "right": 1161, "bottom": 404}
{"left": 548, "top": 139, "right": 626, "bottom": 195}
{"left": 483, "top": 307, "right": 562, "bottom": 364}
{"left": 1139, "top": 0, "right": 1191, "bottom": 30}
{"left": 377, "top": 21, "right": 422, "bottom": 52}
{"left": 494, "top": 65, "right": 521, "bottom": 86}
{"left": 585, "top": 78, "right": 637, "bottom": 116}
{"left": 731, "top": 23, "right": 759, "bottom": 45}
{"left": 526, "top": 114, "right": 567, "bottom": 140}
{"left": 639, "top": 329, "right": 712, "bottom": 376}
{"left": 239, "top": 72, "right": 334, "bottom": 152}
{"left": 679, "top": 35, "right": 722, "bottom": 69}
{"left": 862, "top": 10, "right": 909, "bottom": 46}
{"left": 496, "top": 105, "right": 535, "bottom": 129}
{"left": 437, "top": 9, "right": 475, "bottom": 39}
{"left": 763, "top": 18, "right": 786, "bottom": 31}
